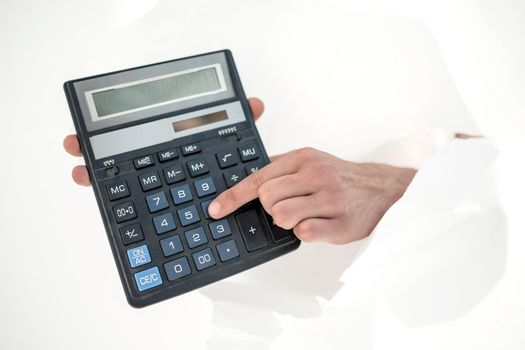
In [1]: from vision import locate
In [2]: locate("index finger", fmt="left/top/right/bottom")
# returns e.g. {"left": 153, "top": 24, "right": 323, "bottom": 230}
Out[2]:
{"left": 208, "top": 154, "right": 298, "bottom": 218}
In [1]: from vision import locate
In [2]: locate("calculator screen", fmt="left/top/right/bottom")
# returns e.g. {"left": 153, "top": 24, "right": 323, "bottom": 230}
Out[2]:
{"left": 91, "top": 65, "right": 225, "bottom": 119}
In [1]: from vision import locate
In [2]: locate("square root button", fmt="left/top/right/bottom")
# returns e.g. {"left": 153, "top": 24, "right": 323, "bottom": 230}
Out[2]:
{"left": 134, "top": 266, "right": 163, "bottom": 292}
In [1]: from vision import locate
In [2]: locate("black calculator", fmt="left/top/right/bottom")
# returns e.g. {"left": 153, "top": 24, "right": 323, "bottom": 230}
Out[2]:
{"left": 64, "top": 50, "right": 300, "bottom": 308}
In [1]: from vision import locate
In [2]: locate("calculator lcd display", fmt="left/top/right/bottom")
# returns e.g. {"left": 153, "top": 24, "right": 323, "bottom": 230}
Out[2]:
{"left": 172, "top": 110, "right": 228, "bottom": 132}
{"left": 92, "top": 67, "right": 222, "bottom": 118}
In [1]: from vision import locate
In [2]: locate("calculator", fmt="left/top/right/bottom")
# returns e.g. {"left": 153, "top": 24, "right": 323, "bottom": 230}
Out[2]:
{"left": 64, "top": 50, "right": 300, "bottom": 308}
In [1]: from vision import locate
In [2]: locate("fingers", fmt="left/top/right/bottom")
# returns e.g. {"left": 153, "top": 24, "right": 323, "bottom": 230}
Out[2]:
{"left": 258, "top": 174, "right": 315, "bottom": 214}
{"left": 208, "top": 156, "right": 300, "bottom": 218}
{"left": 248, "top": 97, "right": 264, "bottom": 122}
{"left": 270, "top": 194, "right": 334, "bottom": 230}
{"left": 293, "top": 218, "right": 339, "bottom": 243}
{"left": 72, "top": 165, "right": 91, "bottom": 186}
{"left": 64, "top": 134, "right": 83, "bottom": 156}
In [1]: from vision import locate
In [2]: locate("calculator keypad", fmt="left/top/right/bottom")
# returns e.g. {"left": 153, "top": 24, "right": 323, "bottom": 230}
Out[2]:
{"left": 107, "top": 140, "right": 295, "bottom": 298}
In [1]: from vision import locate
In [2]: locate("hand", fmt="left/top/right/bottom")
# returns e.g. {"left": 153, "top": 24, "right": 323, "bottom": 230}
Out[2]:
{"left": 208, "top": 148, "right": 416, "bottom": 244}
{"left": 63, "top": 97, "right": 266, "bottom": 186}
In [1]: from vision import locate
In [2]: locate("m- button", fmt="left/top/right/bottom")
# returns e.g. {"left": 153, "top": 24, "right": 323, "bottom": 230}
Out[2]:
{"left": 106, "top": 180, "right": 130, "bottom": 201}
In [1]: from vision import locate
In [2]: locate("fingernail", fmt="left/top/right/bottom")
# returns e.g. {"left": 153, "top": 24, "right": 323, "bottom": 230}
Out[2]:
{"left": 208, "top": 201, "right": 220, "bottom": 217}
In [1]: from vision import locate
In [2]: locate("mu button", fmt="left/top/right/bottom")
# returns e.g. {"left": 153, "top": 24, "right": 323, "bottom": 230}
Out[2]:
{"left": 236, "top": 209, "right": 268, "bottom": 252}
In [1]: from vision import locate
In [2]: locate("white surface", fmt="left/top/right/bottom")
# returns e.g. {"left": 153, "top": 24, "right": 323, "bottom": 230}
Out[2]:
{"left": 0, "top": 1, "right": 524, "bottom": 349}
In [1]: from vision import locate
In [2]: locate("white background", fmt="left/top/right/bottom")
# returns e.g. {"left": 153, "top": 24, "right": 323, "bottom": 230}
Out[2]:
{"left": 0, "top": 1, "right": 524, "bottom": 349}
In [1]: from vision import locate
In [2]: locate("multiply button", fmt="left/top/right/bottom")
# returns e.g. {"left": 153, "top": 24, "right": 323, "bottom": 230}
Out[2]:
{"left": 236, "top": 210, "right": 268, "bottom": 252}
{"left": 106, "top": 180, "right": 130, "bottom": 201}
{"left": 113, "top": 201, "right": 137, "bottom": 223}
{"left": 134, "top": 155, "right": 155, "bottom": 169}
{"left": 187, "top": 159, "right": 209, "bottom": 177}
{"left": 238, "top": 143, "right": 259, "bottom": 162}
{"left": 134, "top": 266, "right": 162, "bottom": 292}
{"left": 119, "top": 223, "right": 144, "bottom": 245}
{"left": 216, "top": 149, "right": 239, "bottom": 168}
{"left": 127, "top": 244, "right": 151, "bottom": 268}
{"left": 139, "top": 171, "right": 162, "bottom": 191}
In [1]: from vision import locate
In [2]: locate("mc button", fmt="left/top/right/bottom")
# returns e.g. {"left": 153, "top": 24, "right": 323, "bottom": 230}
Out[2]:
{"left": 106, "top": 180, "right": 130, "bottom": 201}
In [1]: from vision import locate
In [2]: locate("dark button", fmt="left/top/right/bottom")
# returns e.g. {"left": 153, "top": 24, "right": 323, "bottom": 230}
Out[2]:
{"left": 164, "top": 257, "right": 192, "bottom": 281}
{"left": 113, "top": 201, "right": 137, "bottom": 223}
{"left": 201, "top": 200, "right": 212, "bottom": 219}
{"left": 223, "top": 168, "right": 245, "bottom": 188}
{"left": 105, "top": 166, "right": 119, "bottom": 177}
{"left": 209, "top": 219, "right": 232, "bottom": 240}
{"left": 194, "top": 177, "right": 216, "bottom": 197}
{"left": 106, "top": 180, "right": 130, "bottom": 201}
{"left": 134, "top": 155, "right": 155, "bottom": 169}
{"left": 158, "top": 148, "right": 178, "bottom": 162}
{"left": 119, "top": 223, "right": 144, "bottom": 245}
{"left": 187, "top": 159, "right": 209, "bottom": 177}
{"left": 170, "top": 184, "right": 193, "bottom": 205}
{"left": 267, "top": 217, "right": 293, "bottom": 241}
{"left": 139, "top": 171, "right": 162, "bottom": 191}
{"left": 216, "top": 240, "right": 240, "bottom": 262}
{"left": 236, "top": 209, "right": 268, "bottom": 251}
{"left": 184, "top": 226, "right": 208, "bottom": 248}
{"left": 216, "top": 149, "right": 239, "bottom": 168}
{"left": 163, "top": 164, "right": 186, "bottom": 184}
{"left": 244, "top": 161, "right": 266, "bottom": 176}
{"left": 181, "top": 143, "right": 201, "bottom": 156}
{"left": 160, "top": 234, "right": 184, "bottom": 257}
{"left": 145, "top": 191, "right": 169, "bottom": 213}
{"left": 177, "top": 205, "right": 200, "bottom": 226}
{"left": 238, "top": 143, "right": 259, "bottom": 162}
{"left": 192, "top": 248, "right": 216, "bottom": 271}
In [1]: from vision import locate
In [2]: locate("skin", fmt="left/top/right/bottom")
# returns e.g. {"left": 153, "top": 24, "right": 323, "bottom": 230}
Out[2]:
{"left": 64, "top": 97, "right": 416, "bottom": 244}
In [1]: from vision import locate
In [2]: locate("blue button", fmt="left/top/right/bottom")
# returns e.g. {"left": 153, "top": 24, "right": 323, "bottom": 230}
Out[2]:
{"left": 134, "top": 266, "right": 163, "bottom": 292}
{"left": 153, "top": 212, "right": 177, "bottom": 234}
{"left": 192, "top": 248, "right": 216, "bottom": 271}
{"left": 160, "top": 234, "right": 184, "bottom": 257}
{"left": 185, "top": 226, "right": 208, "bottom": 248}
{"left": 145, "top": 191, "right": 169, "bottom": 213}
{"left": 177, "top": 205, "right": 200, "bottom": 226}
{"left": 209, "top": 219, "right": 232, "bottom": 239}
{"left": 127, "top": 244, "right": 151, "bottom": 268}
{"left": 201, "top": 200, "right": 212, "bottom": 219}
{"left": 170, "top": 184, "right": 193, "bottom": 205}
{"left": 164, "top": 257, "right": 192, "bottom": 281}
{"left": 194, "top": 177, "right": 216, "bottom": 197}
{"left": 216, "top": 239, "right": 240, "bottom": 262}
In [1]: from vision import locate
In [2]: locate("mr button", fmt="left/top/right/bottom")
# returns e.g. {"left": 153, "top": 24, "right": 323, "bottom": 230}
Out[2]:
{"left": 236, "top": 210, "right": 268, "bottom": 251}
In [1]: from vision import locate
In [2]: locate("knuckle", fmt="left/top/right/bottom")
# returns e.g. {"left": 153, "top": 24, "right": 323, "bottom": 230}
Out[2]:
{"left": 249, "top": 169, "right": 265, "bottom": 189}
{"left": 296, "top": 147, "right": 318, "bottom": 162}
{"left": 271, "top": 203, "right": 291, "bottom": 229}
{"left": 257, "top": 184, "right": 272, "bottom": 206}
{"left": 293, "top": 222, "right": 316, "bottom": 242}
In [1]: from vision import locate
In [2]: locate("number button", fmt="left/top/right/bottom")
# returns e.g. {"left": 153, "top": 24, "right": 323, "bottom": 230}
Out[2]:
{"left": 223, "top": 168, "right": 245, "bottom": 188}
{"left": 119, "top": 223, "right": 144, "bottom": 245}
{"left": 201, "top": 200, "right": 212, "bottom": 219}
{"left": 177, "top": 205, "right": 200, "bottom": 226}
{"left": 134, "top": 155, "right": 155, "bottom": 169}
{"left": 164, "top": 257, "right": 191, "bottom": 281}
{"left": 184, "top": 226, "right": 208, "bottom": 248}
{"left": 145, "top": 191, "right": 169, "bottom": 213}
{"left": 209, "top": 219, "right": 232, "bottom": 240}
{"left": 163, "top": 164, "right": 186, "bottom": 184}
{"left": 192, "top": 248, "right": 216, "bottom": 271}
{"left": 153, "top": 212, "right": 177, "bottom": 234}
{"left": 170, "top": 184, "right": 193, "bottom": 205}
{"left": 113, "top": 201, "right": 137, "bottom": 223}
{"left": 139, "top": 171, "right": 162, "bottom": 191}
{"left": 216, "top": 240, "right": 240, "bottom": 262}
{"left": 160, "top": 235, "right": 184, "bottom": 257}
{"left": 134, "top": 266, "right": 163, "bottom": 292}
{"left": 187, "top": 159, "right": 209, "bottom": 177}
{"left": 194, "top": 177, "right": 216, "bottom": 198}
{"left": 127, "top": 244, "right": 151, "bottom": 268}
{"left": 216, "top": 149, "right": 239, "bottom": 168}
{"left": 106, "top": 180, "right": 130, "bottom": 201}
{"left": 238, "top": 143, "right": 259, "bottom": 162}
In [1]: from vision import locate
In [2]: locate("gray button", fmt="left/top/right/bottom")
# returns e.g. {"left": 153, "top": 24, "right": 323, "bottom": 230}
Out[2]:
{"left": 177, "top": 205, "right": 200, "bottom": 226}
{"left": 238, "top": 143, "right": 259, "bottom": 162}
{"left": 216, "top": 149, "right": 239, "bottom": 168}
{"left": 170, "top": 184, "right": 193, "bottom": 205}
{"left": 153, "top": 212, "right": 177, "bottom": 234}
{"left": 145, "top": 191, "right": 169, "bottom": 213}
{"left": 192, "top": 248, "right": 216, "bottom": 271}
{"left": 164, "top": 257, "right": 192, "bottom": 281}
{"left": 139, "top": 171, "right": 162, "bottom": 191}
{"left": 209, "top": 219, "right": 232, "bottom": 240}
{"left": 201, "top": 200, "right": 212, "bottom": 219}
{"left": 113, "top": 201, "right": 137, "bottom": 223}
{"left": 106, "top": 180, "right": 129, "bottom": 201}
{"left": 184, "top": 226, "right": 208, "bottom": 248}
{"left": 160, "top": 234, "right": 184, "bottom": 257}
{"left": 163, "top": 164, "right": 185, "bottom": 184}
{"left": 216, "top": 240, "right": 240, "bottom": 262}
{"left": 194, "top": 177, "right": 216, "bottom": 198}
